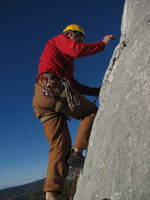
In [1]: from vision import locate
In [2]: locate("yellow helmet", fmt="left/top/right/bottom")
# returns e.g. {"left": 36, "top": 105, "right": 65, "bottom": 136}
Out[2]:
{"left": 62, "top": 24, "right": 85, "bottom": 37}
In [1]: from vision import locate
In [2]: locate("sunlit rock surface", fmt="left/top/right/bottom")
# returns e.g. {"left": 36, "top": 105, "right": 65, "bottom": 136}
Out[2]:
{"left": 74, "top": 0, "right": 150, "bottom": 199}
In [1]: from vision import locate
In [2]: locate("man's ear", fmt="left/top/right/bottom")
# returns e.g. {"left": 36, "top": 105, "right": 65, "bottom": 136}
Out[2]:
{"left": 68, "top": 31, "right": 75, "bottom": 39}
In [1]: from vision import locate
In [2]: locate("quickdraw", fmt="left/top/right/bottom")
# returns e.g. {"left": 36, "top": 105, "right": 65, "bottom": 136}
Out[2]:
{"left": 60, "top": 78, "right": 80, "bottom": 111}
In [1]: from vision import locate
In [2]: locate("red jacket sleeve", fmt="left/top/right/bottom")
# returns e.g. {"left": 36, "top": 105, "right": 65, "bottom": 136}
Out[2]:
{"left": 54, "top": 34, "right": 106, "bottom": 58}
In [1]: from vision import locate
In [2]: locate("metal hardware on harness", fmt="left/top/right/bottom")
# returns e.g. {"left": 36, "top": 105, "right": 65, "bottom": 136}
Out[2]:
{"left": 42, "top": 77, "right": 55, "bottom": 97}
{"left": 60, "top": 78, "right": 80, "bottom": 111}
{"left": 37, "top": 75, "right": 80, "bottom": 111}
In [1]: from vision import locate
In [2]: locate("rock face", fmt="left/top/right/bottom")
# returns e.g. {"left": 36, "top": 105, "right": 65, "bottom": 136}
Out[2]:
{"left": 74, "top": 0, "right": 150, "bottom": 200}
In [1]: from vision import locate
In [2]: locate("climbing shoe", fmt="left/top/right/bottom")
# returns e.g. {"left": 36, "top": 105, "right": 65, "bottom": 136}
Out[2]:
{"left": 67, "top": 149, "right": 84, "bottom": 168}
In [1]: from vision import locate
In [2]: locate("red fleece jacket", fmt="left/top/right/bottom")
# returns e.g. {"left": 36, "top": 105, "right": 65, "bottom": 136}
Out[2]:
{"left": 38, "top": 34, "right": 105, "bottom": 84}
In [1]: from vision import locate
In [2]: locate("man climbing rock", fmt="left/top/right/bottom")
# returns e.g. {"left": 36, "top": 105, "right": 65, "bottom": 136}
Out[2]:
{"left": 32, "top": 24, "right": 114, "bottom": 200}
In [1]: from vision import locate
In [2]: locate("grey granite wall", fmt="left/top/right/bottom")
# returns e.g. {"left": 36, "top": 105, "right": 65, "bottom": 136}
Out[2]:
{"left": 74, "top": 0, "right": 150, "bottom": 199}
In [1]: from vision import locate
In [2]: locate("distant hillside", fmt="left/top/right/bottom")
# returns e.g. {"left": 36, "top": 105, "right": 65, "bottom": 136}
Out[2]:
{"left": 0, "top": 179, "right": 45, "bottom": 200}
{"left": 0, "top": 167, "right": 79, "bottom": 200}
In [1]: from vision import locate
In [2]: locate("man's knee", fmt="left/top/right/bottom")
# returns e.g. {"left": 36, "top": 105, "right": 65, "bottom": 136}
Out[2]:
{"left": 80, "top": 107, "right": 98, "bottom": 120}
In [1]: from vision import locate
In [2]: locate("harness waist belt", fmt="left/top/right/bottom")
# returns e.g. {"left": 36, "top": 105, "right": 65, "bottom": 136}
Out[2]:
{"left": 36, "top": 72, "right": 58, "bottom": 81}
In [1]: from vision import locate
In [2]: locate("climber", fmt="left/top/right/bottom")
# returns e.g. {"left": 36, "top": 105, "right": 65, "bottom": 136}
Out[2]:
{"left": 32, "top": 24, "right": 115, "bottom": 200}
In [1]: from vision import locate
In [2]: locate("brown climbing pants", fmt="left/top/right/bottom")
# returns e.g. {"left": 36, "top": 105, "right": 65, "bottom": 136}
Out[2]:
{"left": 32, "top": 78, "right": 98, "bottom": 193}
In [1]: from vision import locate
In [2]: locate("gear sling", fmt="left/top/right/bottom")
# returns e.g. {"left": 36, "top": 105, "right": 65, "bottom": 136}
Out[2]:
{"left": 36, "top": 72, "right": 80, "bottom": 123}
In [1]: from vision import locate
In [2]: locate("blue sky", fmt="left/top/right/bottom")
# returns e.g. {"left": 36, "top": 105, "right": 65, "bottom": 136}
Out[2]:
{"left": 0, "top": 0, "right": 125, "bottom": 190}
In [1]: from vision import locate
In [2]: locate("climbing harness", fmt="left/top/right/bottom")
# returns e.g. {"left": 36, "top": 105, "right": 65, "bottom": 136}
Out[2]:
{"left": 37, "top": 74, "right": 80, "bottom": 112}
{"left": 36, "top": 73, "right": 81, "bottom": 123}
{"left": 39, "top": 112, "right": 60, "bottom": 124}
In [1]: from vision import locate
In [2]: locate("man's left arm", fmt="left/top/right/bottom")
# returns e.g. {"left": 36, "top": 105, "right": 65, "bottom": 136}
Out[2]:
{"left": 73, "top": 79, "right": 100, "bottom": 96}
